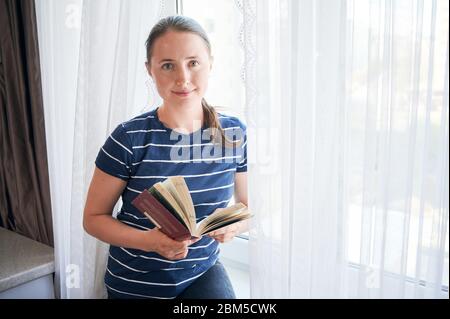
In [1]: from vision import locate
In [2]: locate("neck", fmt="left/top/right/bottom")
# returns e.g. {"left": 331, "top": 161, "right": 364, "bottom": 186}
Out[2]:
{"left": 158, "top": 102, "right": 204, "bottom": 134}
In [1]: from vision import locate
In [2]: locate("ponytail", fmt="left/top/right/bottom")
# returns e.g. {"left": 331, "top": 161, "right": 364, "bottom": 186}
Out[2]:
{"left": 201, "top": 98, "right": 240, "bottom": 148}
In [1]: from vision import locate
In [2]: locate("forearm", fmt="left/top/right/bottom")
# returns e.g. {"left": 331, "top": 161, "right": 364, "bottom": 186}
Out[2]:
{"left": 84, "top": 214, "right": 151, "bottom": 252}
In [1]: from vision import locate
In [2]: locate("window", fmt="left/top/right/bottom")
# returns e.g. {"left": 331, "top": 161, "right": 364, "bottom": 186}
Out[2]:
{"left": 346, "top": 0, "right": 449, "bottom": 291}
{"left": 178, "top": 0, "right": 246, "bottom": 120}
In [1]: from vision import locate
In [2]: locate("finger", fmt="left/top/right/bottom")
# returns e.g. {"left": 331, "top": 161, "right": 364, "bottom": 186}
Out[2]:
{"left": 170, "top": 250, "right": 187, "bottom": 260}
{"left": 217, "top": 228, "right": 230, "bottom": 236}
{"left": 222, "top": 234, "right": 234, "bottom": 243}
{"left": 213, "top": 235, "right": 225, "bottom": 242}
{"left": 209, "top": 229, "right": 225, "bottom": 236}
{"left": 175, "top": 250, "right": 188, "bottom": 259}
{"left": 176, "top": 241, "right": 190, "bottom": 249}
{"left": 207, "top": 231, "right": 217, "bottom": 237}
{"left": 209, "top": 233, "right": 222, "bottom": 239}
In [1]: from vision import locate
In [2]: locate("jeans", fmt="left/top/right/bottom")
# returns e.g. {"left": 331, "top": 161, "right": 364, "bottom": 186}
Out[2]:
{"left": 176, "top": 260, "right": 236, "bottom": 299}
{"left": 107, "top": 260, "right": 236, "bottom": 299}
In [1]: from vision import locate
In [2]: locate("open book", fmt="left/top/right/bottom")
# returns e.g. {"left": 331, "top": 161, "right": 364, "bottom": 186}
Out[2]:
{"left": 131, "top": 176, "right": 252, "bottom": 241}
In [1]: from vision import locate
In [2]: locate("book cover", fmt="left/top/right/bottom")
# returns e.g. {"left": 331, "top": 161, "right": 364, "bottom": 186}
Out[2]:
{"left": 131, "top": 190, "right": 193, "bottom": 241}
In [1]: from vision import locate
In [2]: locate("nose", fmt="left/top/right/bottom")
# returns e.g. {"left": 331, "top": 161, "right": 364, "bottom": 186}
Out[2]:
{"left": 175, "top": 66, "right": 190, "bottom": 87}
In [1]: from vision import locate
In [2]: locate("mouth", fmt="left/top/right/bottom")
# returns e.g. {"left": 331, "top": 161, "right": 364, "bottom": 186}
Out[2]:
{"left": 172, "top": 89, "right": 195, "bottom": 97}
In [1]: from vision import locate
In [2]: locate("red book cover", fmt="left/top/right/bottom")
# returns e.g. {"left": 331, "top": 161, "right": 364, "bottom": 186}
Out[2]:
{"left": 131, "top": 191, "right": 192, "bottom": 241}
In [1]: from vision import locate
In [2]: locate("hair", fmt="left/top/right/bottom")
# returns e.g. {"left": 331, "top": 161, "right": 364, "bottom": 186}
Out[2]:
{"left": 145, "top": 15, "right": 238, "bottom": 147}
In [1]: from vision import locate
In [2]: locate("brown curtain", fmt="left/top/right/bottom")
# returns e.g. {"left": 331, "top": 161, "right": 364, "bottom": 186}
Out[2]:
{"left": 0, "top": 0, "right": 53, "bottom": 246}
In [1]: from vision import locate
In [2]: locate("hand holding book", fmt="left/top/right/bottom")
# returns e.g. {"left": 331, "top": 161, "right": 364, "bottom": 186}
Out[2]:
{"left": 207, "top": 214, "right": 249, "bottom": 243}
{"left": 131, "top": 176, "right": 252, "bottom": 241}
{"left": 146, "top": 228, "right": 200, "bottom": 260}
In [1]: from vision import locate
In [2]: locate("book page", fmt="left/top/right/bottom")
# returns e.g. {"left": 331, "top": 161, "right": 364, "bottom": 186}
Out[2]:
{"left": 198, "top": 214, "right": 251, "bottom": 235}
{"left": 164, "top": 176, "right": 197, "bottom": 233}
{"left": 195, "top": 203, "right": 251, "bottom": 236}
{"left": 153, "top": 183, "right": 191, "bottom": 231}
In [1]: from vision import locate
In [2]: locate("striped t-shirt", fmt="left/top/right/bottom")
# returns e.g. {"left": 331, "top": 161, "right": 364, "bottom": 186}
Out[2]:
{"left": 95, "top": 107, "right": 247, "bottom": 299}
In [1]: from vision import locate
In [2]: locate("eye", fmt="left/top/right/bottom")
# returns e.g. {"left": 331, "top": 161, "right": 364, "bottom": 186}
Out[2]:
{"left": 161, "top": 63, "right": 173, "bottom": 70}
{"left": 190, "top": 60, "right": 200, "bottom": 67}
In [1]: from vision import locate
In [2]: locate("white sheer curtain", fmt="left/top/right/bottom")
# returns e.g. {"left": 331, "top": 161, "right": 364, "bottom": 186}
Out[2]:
{"left": 242, "top": 0, "right": 449, "bottom": 298}
{"left": 36, "top": 0, "right": 164, "bottom": 298}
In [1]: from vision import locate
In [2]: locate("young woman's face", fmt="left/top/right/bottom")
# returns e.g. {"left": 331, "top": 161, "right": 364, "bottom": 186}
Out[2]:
{"left": 147, "top": 31, "right": 212, "bottom": 108}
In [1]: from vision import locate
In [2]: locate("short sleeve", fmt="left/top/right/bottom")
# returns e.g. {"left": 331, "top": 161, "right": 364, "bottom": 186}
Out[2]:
{"left": 95, "top": 124, "right": 134, "bottom": 180}
{"left": 236, "top": 122, "right": 247, "bottom": 173}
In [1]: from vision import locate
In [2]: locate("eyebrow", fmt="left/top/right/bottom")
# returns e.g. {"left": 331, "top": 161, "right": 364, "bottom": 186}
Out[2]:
{"left": 158, "top": 56, "right": 199, "bottom": 64}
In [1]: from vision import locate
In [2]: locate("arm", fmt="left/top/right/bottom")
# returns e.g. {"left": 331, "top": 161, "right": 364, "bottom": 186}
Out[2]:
{"left": 83, "top": 167, "right": 196, "bottom": 259}
{"left": 208, "top": 171, "right": 249, "bottom": 243}
{"left": 233, "top": 171, "right": 250, "bottom": 233}
{"left": 234, "top": 172, "right": 248, "bottom": 206}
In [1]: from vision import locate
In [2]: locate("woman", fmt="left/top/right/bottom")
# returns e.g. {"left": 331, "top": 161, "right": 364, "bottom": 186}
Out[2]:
{"left": 83, "top": 15, "right": 248, "bottom": 299}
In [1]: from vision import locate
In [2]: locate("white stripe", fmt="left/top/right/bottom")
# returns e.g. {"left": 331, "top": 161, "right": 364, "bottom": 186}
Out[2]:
{"left": 188, "top": 239, "right": 215, "bottom": 250}
{"left": 110, "top": 135, "right": 133, "bottom": 154}
{"left": 194, "top": 199, "right": 231, "bottom": 207}
{"left": 120, "top": 247, "right": 210, "bottom": 263}
{"left": 121, "top": 220, "right": 150, "bottom": 230}
{"left": 106, "top": 267, "right": 206, "bottom": 286}
{"left": 238, "top": 140, "right": 247, "bottom": 164}
{"left": 121, "top": 211, "right": 147, "bottom": 220}
{"left": 132, "top": 155, "right": 240, "bottom": 165}
{"left": 131, "top": 167, "right": 236, "bottom": 179}
{"left": 126, "top": 129, "right": 167, "bottom": 133}
{"left": 160, "top": 267, "right": 186, "bottom": 271}
{"left": 189, "top": 183, "right": 234, "bottom": 194}
{"left": 126, "top": 186, "right": 141, "bottom": 194}
{"left": 237, "top": 163, "right": 247, "bottom": 168}
{"left": 109, "top": 254, "right": 148, "bottom": 273}
{"left": 101, "top": 148, "right": 129, "bottom": 168}
{"left": 133, "top": 142, "right": 215, "bottom": 149}
{"left": 124, "top": 115, "right": 155, "bottom": 124}
{"left": 222, "top": 126, "right": 241, "bottom": 130}
{"left": 105, "top": 283, "right": 175, "bottom": 299}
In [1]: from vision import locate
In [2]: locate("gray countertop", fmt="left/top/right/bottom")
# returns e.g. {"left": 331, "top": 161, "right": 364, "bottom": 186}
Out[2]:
{"left": 0, "top": 227, "right": 55, "bottom": 292}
